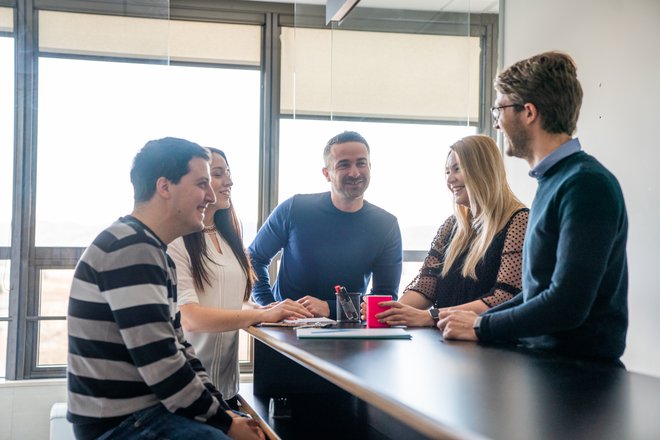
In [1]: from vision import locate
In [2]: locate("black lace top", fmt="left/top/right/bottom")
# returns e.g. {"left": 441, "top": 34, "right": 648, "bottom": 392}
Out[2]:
{"left": 406, "top": 208, "right": 529, "bottom": 308}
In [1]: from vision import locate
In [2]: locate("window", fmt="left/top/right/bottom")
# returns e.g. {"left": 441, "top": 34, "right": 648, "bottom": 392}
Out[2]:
{"left": 36, "top": 58, "right": 260, "bottom": 247}
{"left": 279, "top": 119, "right": 476, "bottom": 251}
{"left": 4, "top": 1, "right": 497, "bottom": 379}
{"left": 37, "top": 269, "right": 71, "bottom": 366}
{"left": 35, "top": 58, "right": 260, "bottom": 371}
{"left": 277, "top": 4, "right": 494, "bottom": 293}
{"left": 7, "top": 7, "right": 265, "bottom": 379}
{"left": 1, "top": 6, "right": 14, "bottom": 379}
{"left": 0, "top": 260, "right": 8, "bottom": 378}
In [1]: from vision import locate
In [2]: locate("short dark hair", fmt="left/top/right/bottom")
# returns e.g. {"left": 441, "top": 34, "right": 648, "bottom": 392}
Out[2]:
{"left": 323, "top": 131, "right": 370, "bottom": 167}
{"left": 494, "top": 51, "right": 583, "bottom": 135}
{"left": 130, "top": 137, "right": 209, "bottom": 202}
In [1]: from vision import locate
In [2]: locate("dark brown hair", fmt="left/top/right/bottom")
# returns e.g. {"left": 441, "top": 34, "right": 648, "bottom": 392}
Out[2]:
{"left": 182, "top": 148, "right": 256, "bottom": 300}
{"left": 494, "top": 51, "right": 583, "bottom": 135}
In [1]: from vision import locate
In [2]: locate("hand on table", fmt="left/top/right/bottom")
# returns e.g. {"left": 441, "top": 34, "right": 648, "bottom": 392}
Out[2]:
{"left": 259, "top": 298, "right": 313, "bottom": 322}
{"left": 373, "top": 301, "right": 435, "bottom": 327}
{"left": 437, "top": 309, "right": 479, "bottom": 341}
{"left": 297, "top": 296, "right": 330, "bottom": 317}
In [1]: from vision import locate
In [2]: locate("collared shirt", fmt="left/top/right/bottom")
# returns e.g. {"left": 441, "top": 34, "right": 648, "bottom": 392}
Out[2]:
{"left": 529, "top": 138, "right": 582, "bottom": 179}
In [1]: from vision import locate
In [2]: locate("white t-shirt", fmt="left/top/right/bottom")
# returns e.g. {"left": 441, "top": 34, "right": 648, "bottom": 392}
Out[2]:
{"left": 168, "top": 233, "right": 247, "bottom": 400}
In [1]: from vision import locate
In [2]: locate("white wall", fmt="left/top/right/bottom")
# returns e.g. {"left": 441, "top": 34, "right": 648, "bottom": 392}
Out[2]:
{"left": 501, "top": 0, "right": 660, "bottom": 377}
{"left": 0, "top": 379, "right": 67, "bottom": 439}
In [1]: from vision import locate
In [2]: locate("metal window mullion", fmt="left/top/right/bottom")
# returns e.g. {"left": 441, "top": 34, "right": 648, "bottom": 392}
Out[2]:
{"left": 7, "top": 0, "right": 38, "bottom": 381}
{"left": 480, "top": 15, "right": 498, "bottom": 137}
{"left": 257, "top": 11, "right": 281, "bottom": 227}
{"left": 241, "top": 11, "right": 282, "bottom": 374}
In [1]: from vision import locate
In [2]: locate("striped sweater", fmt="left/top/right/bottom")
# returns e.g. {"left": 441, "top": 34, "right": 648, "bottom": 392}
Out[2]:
{"left": 67, "top": 215, "right": 232, "bottom": 439}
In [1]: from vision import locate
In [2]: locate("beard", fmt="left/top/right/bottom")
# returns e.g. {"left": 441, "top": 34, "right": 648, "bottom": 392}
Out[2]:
{"left": 338, "top": 176, "right": 369, "bottom": 199}
{"left": 504, "top": 118, "right": 531, "bottom": 160}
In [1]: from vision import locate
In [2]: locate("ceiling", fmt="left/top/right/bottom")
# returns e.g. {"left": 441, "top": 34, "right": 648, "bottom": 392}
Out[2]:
{"left": 242, "top": 0, "right": 500, "bottom": 14}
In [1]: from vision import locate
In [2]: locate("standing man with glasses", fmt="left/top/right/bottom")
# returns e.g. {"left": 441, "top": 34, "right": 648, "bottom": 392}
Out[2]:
{"left": 439, "top": 52, "right": 629, "bottom": 363}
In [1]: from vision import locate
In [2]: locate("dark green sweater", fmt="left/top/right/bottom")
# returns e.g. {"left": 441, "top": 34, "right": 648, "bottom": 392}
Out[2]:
{"left": 479, "top": 151, "right": 628, "bottom": 361}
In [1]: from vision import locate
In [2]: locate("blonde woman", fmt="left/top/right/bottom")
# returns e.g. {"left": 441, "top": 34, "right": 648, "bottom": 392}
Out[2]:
{"left": 168, "top": 148, "right": 311, "bottom": 409}
{"left": 370, "top": 135, "right": 528, "bottom": 327}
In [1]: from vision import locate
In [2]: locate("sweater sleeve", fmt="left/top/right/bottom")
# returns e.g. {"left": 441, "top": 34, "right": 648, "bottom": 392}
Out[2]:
{"left": 479, "top": 172, "right": 626, "bottom": 343}
{"left": 101, "top": 244, "right": 233, "bottom": 432}
{"left": 369, "top": 217, "right": 403, "bottom": 300}
{"left": 405, "top": 216, "right": 455, "bottom": 302}
{"left": 247, "top": 200, "right": 292, "bottom": 305}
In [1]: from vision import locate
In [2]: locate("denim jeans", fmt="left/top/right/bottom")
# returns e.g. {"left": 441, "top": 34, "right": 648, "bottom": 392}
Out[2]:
{"left": 96, "top": 404, "right": 231, "bottom": 440}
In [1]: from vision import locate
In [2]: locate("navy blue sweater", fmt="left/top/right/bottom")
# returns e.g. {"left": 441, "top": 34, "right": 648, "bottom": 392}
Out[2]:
{"left": 248, "top": 192, "right": 402, "bottom": 318}
{"left": 479, "top": 152, "right": 628, "bottom": 360}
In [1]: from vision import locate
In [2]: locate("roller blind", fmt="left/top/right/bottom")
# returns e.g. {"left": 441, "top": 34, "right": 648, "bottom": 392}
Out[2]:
{"left": 38, "top": 11, "right": 261, "bottom": 66}
{"left": 0, "top": 7, "right": 12, "bottom": 33}
{"left": 281, "top": 26, "right": 481, "bottom": 122}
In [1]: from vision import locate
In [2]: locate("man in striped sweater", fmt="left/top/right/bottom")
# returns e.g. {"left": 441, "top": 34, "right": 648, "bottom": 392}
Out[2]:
{"left": 67, "top": 137, "right": 264, "bottom": 440}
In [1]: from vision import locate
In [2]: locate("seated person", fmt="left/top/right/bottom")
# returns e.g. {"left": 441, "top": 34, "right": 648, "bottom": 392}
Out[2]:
{"left": 439, "top": 52, "right": 628, "bottom": 362}
{"left": 168, "top": 147, "right": 311, "bottom": 409}
{"left": 67, "top": 138, "right": 264, "bottom": 440}
{"left": 248, "top": 131, "right": 402, "bottom": 319}
{"left": 365, "top": 135, "right": 528, "bottom": 327}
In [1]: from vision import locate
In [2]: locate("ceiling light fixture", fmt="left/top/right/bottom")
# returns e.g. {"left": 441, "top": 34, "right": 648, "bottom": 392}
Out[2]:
{"left": 326, "top": 0, "right": 361, "bottom": 25}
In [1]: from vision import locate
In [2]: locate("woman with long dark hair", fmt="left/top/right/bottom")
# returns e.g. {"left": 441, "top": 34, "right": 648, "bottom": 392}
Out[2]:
{"left": 168, "top": 148, "right": 310, "bottom": 408}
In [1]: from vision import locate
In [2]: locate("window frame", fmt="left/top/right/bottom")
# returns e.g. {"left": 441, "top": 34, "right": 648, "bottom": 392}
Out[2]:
{"left": 6, "top": 0, "right": 291, "bottom": 380}
{"left": 5, "top": 0, "right": 497, "bottom": 380}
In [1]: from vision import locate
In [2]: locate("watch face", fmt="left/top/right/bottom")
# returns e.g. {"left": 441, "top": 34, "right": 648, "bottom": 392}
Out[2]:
{"left": 429, "top": 308, "right": 440, "bottom": 320}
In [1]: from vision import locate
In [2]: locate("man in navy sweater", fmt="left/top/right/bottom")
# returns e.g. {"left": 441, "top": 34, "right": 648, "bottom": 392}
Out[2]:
{"left": 438, "top": 52, "right": 628, "bottom": 362}
{"left": 248, "top": 131, "right": 402, "bottom": 319}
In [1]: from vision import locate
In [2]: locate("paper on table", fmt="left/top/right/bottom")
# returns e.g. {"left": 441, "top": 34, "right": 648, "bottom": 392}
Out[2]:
{"left": 284, "top": 317, "right": 336, "bottom": 325}
{"left": 296, "top": 327, "right": 411, "bottom": 339}
{"left": 259, "top": 317, "right": 336, "bottom": 327}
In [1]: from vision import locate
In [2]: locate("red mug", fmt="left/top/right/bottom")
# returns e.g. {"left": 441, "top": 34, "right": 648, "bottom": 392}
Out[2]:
{"left": 366, "top": 295, "right": 393, "bottom": 328}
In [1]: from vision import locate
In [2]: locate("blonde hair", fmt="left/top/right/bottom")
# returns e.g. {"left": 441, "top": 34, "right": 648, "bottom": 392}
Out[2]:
{"left": 442, "top": 135, "right": 524, "bottom": 279}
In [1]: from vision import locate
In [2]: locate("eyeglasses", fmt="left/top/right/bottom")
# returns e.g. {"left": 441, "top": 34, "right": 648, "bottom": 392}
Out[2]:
{"left": 490, "top": 104, "right": 523, "bottom": 124}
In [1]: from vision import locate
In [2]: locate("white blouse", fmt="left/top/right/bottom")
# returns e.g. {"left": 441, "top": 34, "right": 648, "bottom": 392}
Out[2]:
{"left": 168, "top": 232, "right": 247, "bottom": 400}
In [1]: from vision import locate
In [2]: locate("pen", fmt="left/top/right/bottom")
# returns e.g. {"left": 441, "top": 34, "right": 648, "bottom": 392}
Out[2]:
{"left": 293, "top": 323, "right": 332, "bottom": 329}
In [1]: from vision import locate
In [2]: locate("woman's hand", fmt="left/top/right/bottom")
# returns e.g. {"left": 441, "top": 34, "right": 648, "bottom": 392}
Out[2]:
{"left": 258, "top": 298, "right": 313, "bottom": 323}
{"left": 373, "top": 301, "right": 435, "bottom": 327}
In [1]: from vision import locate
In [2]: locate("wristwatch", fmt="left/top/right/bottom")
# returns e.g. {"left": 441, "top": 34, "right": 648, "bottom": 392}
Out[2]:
{"left": 428, "top": 308, "right": 440, "bottom": 323}
{"left": 473, "top": 316, "right": 483, "bottom": 338}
